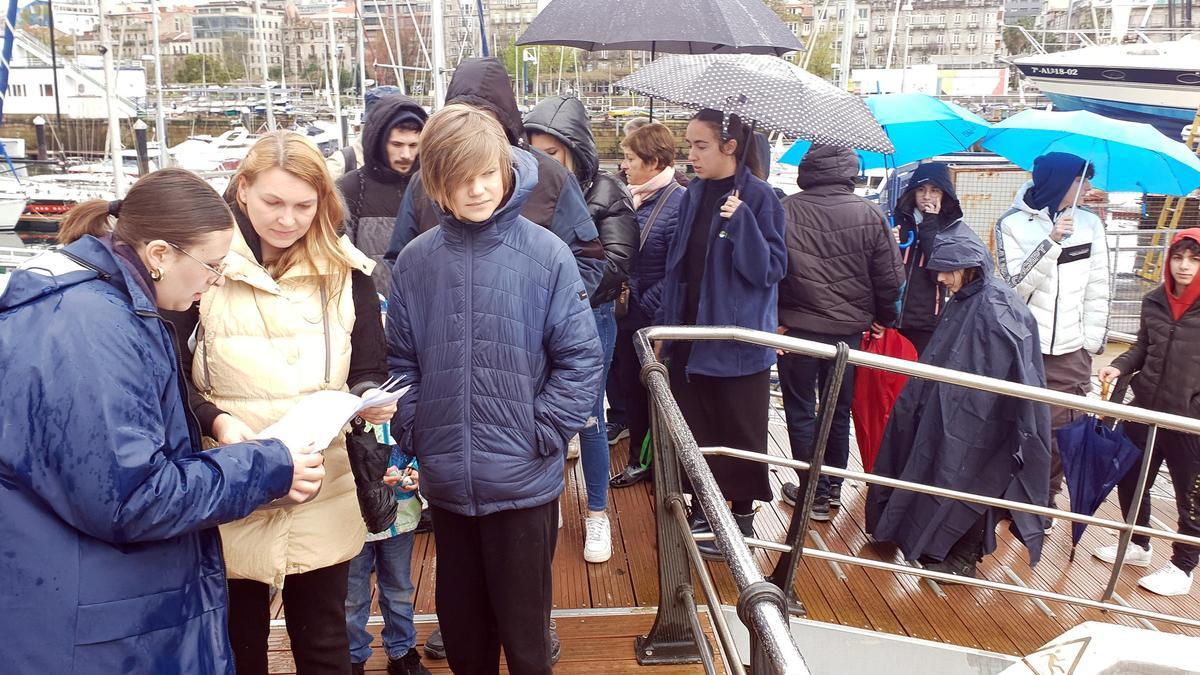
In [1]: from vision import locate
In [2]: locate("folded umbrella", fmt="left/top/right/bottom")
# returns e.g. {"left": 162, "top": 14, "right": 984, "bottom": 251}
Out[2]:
{"left": 780, "top": 93, "right": 991, "bottom": 169}
{"left": 851, "top": 329, "right": 918, "bottom": 473}
{"left": 981, "top": 109, "right": 1200, "bottom": 196}
{"left": 1055, "top": 400, "right": 1144, "bottom": 560}
{"left": 617, "top": 54, "right": 893, "bottom": 154}
{"left": 346, "top": 418, "right": 399, "bottom": 534}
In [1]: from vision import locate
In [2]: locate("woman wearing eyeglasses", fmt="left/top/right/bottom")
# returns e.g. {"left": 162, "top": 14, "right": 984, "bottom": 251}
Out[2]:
{"left": 168, "top": 131, "right": 395, "bottom": 675}
{"left": 0, "top": 168, "right": 325, "bottom": 674}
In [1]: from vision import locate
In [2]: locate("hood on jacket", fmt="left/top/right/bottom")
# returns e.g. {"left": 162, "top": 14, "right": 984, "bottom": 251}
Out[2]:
{"left": 0, "top": 235, "right": 146, "bottom": 314}
{"left": 796, "top": 144, "right": 859, "bottom": 190}
{"left": 1166, "top": 228, "right": 1200, "bottom": 319}
{"left": 1024, "top": 152, "right": 1090, "bottom": 218}
{"left": 896, "top": 162, "right": 963, "bottom": 223}
{"left": 446, "top": 58, "right": 525, "bottom": 147}
{"left": 362, "top": 93, "right": 427, "bottom": 185}
{"left": 437, "top": 145, "right": 539, "bottom": 232}
{"left": 926, "top": 223, "right": 994, "bottom": 277}
{"left": 522, "top": 95, "right": 599, "bottom": 186}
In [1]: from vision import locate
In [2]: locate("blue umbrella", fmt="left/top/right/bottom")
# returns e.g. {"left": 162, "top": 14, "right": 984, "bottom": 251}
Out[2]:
{"left": 779, "top": 93, "right": 991, "bottom": 169}
{"left": 981, "top": 109, "right": 1200, "bottom": 196}
{"left": 1055, "top": 415, "right": 1144, "bottom": 560}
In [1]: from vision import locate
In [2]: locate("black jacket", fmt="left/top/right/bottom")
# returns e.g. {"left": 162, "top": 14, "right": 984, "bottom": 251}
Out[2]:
{"left": 895, "top": 162, "right": 967, "bottom": 335}
{"left": 524, "top": 96, "right": 638, "bottom": 305}
{"left": 778, "top": 145, "right": 903, "bottom": 335}
{"left": 1112, "top": 286, "right": 1200, "bottom": 418}
{"left": 383, "top": 59, "right": 605, "bottom": 294}
{"left": 338, "top": 94, "right": 427, "bottom": 295}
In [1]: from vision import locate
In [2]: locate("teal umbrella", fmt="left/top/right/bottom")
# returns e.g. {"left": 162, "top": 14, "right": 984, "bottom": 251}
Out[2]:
{"left": 779, "top": 93, "right": 991, "bottom": 169}
{"left": 981, "top": 109, "right": 1200, "bottom": 196}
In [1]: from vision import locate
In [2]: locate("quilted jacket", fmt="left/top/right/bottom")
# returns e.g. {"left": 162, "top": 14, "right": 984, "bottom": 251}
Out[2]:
{"left": 385, "top": 147, "right": 604, "bottom": 516}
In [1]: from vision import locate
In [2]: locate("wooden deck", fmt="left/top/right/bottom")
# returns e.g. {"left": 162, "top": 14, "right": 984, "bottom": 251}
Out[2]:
{"left": 269, "top": 408, "right": 1200, "bottom": 672}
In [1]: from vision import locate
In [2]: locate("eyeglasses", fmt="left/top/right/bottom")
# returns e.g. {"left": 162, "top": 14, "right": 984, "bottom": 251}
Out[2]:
{"left": 168, "top": 242, "right": 228, "bottom": 282}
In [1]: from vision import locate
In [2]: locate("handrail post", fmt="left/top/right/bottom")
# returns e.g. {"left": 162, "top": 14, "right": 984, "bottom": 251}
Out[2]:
{"left": 1101, "top": 423, "right": 1159, "bottom": 602}
{"left": 636, "top": 361, "right": 705, "bottom": 666}
{"left": 768, "top": 342, "right": 850, "bottom": 612}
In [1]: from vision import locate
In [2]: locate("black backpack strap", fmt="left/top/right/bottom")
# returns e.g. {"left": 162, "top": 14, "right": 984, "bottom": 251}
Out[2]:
{"left": 341, "top": 145, "right": 357, "bottom": 173}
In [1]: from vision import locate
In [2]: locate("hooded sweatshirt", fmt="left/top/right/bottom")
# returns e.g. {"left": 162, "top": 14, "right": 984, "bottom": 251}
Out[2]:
{"left": 1023, "top": 152, "right": 1089, "bottom": 220}
{"left": 1111, "top": 228, "right": 1200, "bottom": 417}
{"left": 868, "top": 225, "right": 1050, "bottom": 567}
{"left": 523, "top": 95, "right": 639, "bottom": 305}
{"left": 894, "top": 162, "right": 969, "bottom": 335}
{"left": 995, "top": 160, "right": 1109, "bottom": 356}
{"left": 384, "top": 59, "right": 604, "bottom": 295}
{"left": 338, "top": 93, "right": 427, "bottom": 295}
{"left": 779, "top": 144, "right": 904, "bottom": 334}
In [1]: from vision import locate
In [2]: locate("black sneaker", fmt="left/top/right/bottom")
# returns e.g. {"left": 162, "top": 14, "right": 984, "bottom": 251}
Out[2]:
{"left": 352, "top": 662, "right": 366, "bottom": 675}
{"left": 606, "top": 422, "right": 629, "bottom": 445}
{"left": 423, "top": 628, "right": 446, "bottom": 659}
{"left": 780, "top": 483, "right": 831, "bottom": 521}
{"left": 828, "top": 483, "right": 842, "bottom": 508}
{"left": 922, "top": 557, "right": 978, "bottom": 584}
{"left": 388, "top": 648, "right": 432, "bottom": 675}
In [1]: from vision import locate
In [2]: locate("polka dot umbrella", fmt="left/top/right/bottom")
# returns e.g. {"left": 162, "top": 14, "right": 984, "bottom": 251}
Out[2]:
{"left": 616, "top": 54, "right": 893, "bottom": 154}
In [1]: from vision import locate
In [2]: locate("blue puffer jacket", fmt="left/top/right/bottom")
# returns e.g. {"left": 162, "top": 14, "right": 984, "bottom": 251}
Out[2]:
{"left": 0, "top": 236, "right": 293, "bottom": 674}
{"left": 630, "top": 181, "right": 686, "bottom": 321}
{"left": 657, "top": 167, "right": 787, "bottom": 378}
{"left": 386, "top": 147, "right": 604, "bottom": 517}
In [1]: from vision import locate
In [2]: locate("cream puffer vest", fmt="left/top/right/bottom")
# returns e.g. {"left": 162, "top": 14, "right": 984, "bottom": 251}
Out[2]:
{"left": 194, "top": 226, "right": 373, "bottom": 586}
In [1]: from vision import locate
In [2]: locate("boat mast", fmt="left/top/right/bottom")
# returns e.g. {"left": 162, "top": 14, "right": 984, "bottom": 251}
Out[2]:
{"left": 97, "top": 0, "right": 125, "bottom": 196}
{"left": 356, "top": 0, "right": 367, "bottom": 106}
{"left": 328, "top": 0, "right": 343, "bottom": 144}
{"left": 254, "top": 0, "right": 275, "bottom": 131}
{"left": 149, "top": 0, "right": 168, "bottom": 167}
{"left": 839, "top": 0, "right": 854, "bottom": 90}
{"left": 46, "top": 0, "right": 63, "bottom": 130}
{"left": 430, "top": 0, "right": 445, "bottom": 109}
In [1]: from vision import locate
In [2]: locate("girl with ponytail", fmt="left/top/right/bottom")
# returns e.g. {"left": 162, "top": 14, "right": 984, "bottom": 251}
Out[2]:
{"left": 0, "top": 168, "right": 323, "bottom": 673}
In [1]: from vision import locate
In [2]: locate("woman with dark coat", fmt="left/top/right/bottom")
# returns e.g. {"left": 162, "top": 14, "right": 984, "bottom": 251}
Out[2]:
{"left": 524, "top": 95, "right": 639, "bottom": 564}
{"left": 657, "top": 109, "right": 787, "bottom": 560}
{"left": 866, "top": 226, "right": 1050, "bottom": 579}
{"left": 610, "top": 122, "right": 686, "bottom": 489}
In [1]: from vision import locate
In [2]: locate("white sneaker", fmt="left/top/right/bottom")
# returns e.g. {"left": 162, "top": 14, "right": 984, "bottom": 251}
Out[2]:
{"left": 566, "top": 435, "right": 581, "bottom": 460}
{"left": 1138, "top": 563, "right": 1194, "bottom": 596}
{"left": 1092, "top": 543, "right": 1154, "bottom": 567}
{"left": 583, "top": 515, "right": 612, "bottom": 563}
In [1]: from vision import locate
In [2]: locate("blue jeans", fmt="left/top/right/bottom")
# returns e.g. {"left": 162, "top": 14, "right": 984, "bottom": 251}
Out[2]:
{"left": 345, "top": 533, "right": 417, "bottom": 664}
{"left": 778, "top": 328, "right": 859, "bottom": 497}
{"left": 580, "top": 301, "right": 617, "bottom": 512}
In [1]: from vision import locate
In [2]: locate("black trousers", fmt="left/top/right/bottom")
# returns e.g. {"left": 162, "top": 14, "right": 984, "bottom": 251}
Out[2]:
{"left": 614, "top": 319, "right": 653, "bottom": 468}
{"left": 227, "top": 561, "right": 352, "bottom": 675}
{"left": 1117, "top": 423, "right": 1200, "bottom": 574}
{"left": 431, "top": 501, "right": 558, "bottom": 675}
{"left": 669, "top": 365, "right": 772, "bottom": 505}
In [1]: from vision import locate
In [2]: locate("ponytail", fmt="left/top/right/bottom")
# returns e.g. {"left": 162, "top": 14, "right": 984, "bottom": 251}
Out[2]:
{"left": 691, "top": 109, "right": 766, "bottom": 181}
{"left": 57, "top": 200, "right": 115, "bottom": 245}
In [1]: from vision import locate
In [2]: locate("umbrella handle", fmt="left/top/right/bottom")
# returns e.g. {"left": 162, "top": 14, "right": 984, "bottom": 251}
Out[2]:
{"left": 898, "top": 230, "right": 915, "bottom": 250}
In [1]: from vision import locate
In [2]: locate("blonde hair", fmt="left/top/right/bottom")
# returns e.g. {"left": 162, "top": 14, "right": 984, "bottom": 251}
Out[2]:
{"left": 419, "top": 104, "right": 514, "bottom": 215}
{"left": 229, "top": 131, "right": 355, "bottom": 286}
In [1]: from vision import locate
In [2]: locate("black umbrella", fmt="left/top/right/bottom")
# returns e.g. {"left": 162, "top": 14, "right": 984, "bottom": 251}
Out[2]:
{"left": 515, "top": 0, "right": 804, "bottom": 56}
{"left": 617, "top": 54, "right": 894, "bottom": 154}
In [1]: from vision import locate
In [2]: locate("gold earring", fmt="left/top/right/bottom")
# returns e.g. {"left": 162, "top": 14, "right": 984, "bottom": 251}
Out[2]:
{"left": 150, "top": 267, "right": 164, "bottom": 281}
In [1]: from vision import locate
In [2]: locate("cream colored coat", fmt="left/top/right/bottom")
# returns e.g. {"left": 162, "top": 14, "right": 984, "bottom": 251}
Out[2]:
{"left": 194, "top": 227, "right": 373, "bottom": 586}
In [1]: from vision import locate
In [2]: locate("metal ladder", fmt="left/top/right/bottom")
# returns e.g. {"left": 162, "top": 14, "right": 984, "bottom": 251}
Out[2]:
{"left": 1140, "top": 107, "right": 1200, "bottom": 282}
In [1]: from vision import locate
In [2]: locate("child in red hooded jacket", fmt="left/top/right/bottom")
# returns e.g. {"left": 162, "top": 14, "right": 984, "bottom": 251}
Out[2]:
{"left": 1095, "top": 228, "right": 1200, "bottom": 597}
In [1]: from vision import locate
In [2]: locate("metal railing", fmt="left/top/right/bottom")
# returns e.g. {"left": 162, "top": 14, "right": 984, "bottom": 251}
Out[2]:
{"left": 633, "top": 325, "right": 1200, "bottom": 674}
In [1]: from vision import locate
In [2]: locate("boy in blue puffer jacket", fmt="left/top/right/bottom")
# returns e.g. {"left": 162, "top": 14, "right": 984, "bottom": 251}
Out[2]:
{"left": 385, "top": 104, "right": 603, "bottom": 674}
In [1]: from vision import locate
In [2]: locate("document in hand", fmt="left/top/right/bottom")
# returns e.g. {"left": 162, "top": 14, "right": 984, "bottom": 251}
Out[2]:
{"left": 259, "top": 380, "right": 411, "bottom": 453}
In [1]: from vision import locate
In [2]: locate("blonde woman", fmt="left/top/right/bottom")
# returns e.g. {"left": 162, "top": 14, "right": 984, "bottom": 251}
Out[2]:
{"left": 171, "top": 131, "right": 394, "bottom": 675}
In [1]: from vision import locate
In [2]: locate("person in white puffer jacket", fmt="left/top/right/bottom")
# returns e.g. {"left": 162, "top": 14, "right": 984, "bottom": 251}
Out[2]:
{"left": 995, "top": 152, "right": 1110, "bottom": 517}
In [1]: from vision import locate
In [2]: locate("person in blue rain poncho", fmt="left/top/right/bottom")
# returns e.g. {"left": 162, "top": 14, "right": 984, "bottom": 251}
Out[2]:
{"left": 866, "top": 226, "right": 1051, "bottom": 579}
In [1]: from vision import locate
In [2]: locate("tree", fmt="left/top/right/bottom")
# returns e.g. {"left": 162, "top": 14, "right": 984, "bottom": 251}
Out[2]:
{"left": 805, "top": 30, "right": 835, "bottom": 81}
{"left": 1002, "top": 17, "right": 1038, "bottom": 56}
{"left": 268, "top": 65, "right": 282, "bottom": 81}
{"left": 174, "top": 54, "right": 237, "bottom": 85}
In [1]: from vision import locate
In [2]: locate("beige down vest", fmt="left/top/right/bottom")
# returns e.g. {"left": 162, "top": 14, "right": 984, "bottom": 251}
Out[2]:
{"left": 194, "top": 227, "right": 373, "bottom": 586}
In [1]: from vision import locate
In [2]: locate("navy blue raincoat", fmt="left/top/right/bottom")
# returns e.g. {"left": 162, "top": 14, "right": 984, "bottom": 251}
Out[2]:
{"left": 865, "top": 227, "right": 1051, "bottom": 566}
{"left": 0, "top": 236, "right": 293, "bottom": 674}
